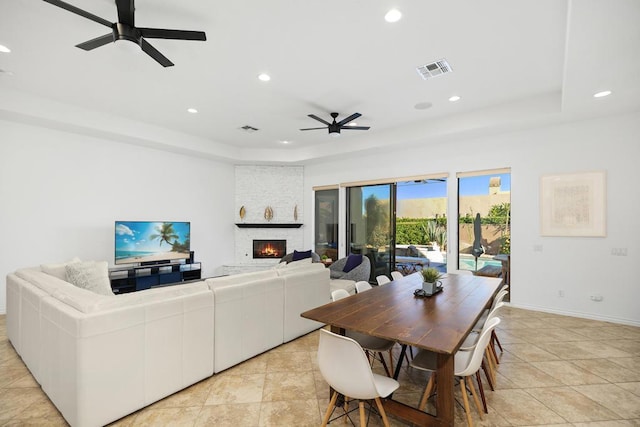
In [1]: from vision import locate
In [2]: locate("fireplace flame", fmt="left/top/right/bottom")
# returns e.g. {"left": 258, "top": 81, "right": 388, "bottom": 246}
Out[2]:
{"left": 261, "top": 244, "right": 277, "bottom": 256}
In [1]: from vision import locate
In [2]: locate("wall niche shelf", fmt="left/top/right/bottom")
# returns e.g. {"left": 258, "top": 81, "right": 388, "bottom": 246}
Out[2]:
{"left": 235, "top": 223, "right": 302, "bottom": 228}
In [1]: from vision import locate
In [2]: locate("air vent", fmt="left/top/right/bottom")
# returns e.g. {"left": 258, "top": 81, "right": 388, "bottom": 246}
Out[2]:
{"left": 239, "top": 125, "right": 259, "bottom": 133}
{"left": 416, "top": 59, "right": 452, "bottom": 80}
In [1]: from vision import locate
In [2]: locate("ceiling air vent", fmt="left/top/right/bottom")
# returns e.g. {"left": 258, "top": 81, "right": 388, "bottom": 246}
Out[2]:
{"left": 239, "top": 125, "right": 259, "bottom": 133}
{"left": 416, "top": 59, "right": 452, "bottom": 80}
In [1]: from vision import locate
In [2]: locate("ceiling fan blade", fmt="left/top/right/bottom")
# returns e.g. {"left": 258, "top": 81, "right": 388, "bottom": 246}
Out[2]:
{"left": 76, "top": 33, "right": 114, "bottom": 50}
{"left": 308, "top": 114, "right": 331, "bottom": 126}
{"left": 337, "top": 112, "right": 362, "bottom": 126}
{"left": 342, "top": 126, "right": 370, "bottom": 130}
{"left": 43, "top": 0, "right": 112, "bottom": 27}
{"left": 140, "top": 39, "right": 174, "bottom": 67}
{"left": 139, "top": 28, "right": 207, "bottom": 41}
{"left": 115, "top": 0, "right": 135, "bottom": 27}
{"left": 300, "top": 127, "right": 327, "bottom": 131}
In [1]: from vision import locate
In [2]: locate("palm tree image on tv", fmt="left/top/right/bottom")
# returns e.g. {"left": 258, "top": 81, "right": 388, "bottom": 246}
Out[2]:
{"left": 115, "top": 221, "right": 191, "bottom": 264}
{"left": 149, "top": 222, "right": 179, "bottom": 248}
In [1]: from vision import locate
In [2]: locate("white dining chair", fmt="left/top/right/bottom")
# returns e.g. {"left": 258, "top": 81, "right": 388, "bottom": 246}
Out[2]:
{"left": 318, "top": 329, "right": 399, "bottom": 427}
{"left": 376, "top": 275, "right": 391, "bottom": 286}
{"left": 332, "top": 288, "right": 396, "bottom": 377}
{"left": 410, "top": 317, "right": 501, "bottom": 427}
{"left": 390, "top": 271, "right": 404, "bottom": 281}
{"left": 355, "top": 281, "right": 373, "bottom": 293}
{"left": 331, "top": 289, "right": 351, "bottom": 301}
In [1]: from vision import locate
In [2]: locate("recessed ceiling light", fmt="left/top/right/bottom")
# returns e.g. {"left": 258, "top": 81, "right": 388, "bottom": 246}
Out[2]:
{"left": 348, "top": 122, "right": 358, "bottom": 126}
{"left": 0, "top": 44, "right": 11, "bottom": 53}
{"left": 593, "top": 90, "right": 611, "bottom": 98}
{"left": 187, "top": 108, "right": 198, "bottom": 114}
{"left": 258, "top": 73, "right": 271, "bottom": 82}
{"left": 280, "top": 140, "right": 290, "bottom": 144}
{"left": 414, "top": 102, "right": 433, "bottom": 110}
{"left": 449, "top": 95, "right": 461, "bottom": 102}
{"left": 385, "top": 9, "right": 402, "bottom": 23}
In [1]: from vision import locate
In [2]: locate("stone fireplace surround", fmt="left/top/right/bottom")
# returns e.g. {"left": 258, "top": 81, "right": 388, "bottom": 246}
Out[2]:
{"left": 223, "top": 165, "right": 304, "bottom": 275}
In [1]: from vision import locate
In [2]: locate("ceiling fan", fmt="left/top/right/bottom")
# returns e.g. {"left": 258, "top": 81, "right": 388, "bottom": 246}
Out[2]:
{"left": 300, "top": 112, "right": 370, "bottom": 137}
{"left": 42, "top": 0, "right": 207, "bottom": 67}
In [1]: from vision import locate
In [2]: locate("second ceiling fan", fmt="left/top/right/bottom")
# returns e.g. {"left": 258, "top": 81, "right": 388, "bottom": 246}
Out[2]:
{"left": 43, "top": 0, "right": 207, "bottom": 67}
{"left": 300, "top": 112, "right": 370, "bottom": 137}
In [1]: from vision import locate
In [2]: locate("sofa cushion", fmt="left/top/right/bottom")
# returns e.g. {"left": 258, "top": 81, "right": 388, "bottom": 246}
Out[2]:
{"left": 205, "top": 269, "right": 278, "bottom": 290}
{"left": 287, "top": 257, "right": 313, "bottom": 268}
{"left": 343, "top": 254, "right": 363, "bottom": 273}
{"left": 65, "top": 261, "right": 115, "bottom": 296}
{"left": 292, "top": 249, "right": 312, "bottom": 261}
{"left": 275, "top": 261, "right": 325, "bottom": 277}
{"left": 41, "top": 257, "right": 81, "bottom": 281}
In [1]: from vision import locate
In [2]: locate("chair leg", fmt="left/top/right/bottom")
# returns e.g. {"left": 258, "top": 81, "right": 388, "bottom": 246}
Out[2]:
{"left": 466, "top": 376, "right": 483, "bottom": 420}
{"left": 374, "top": 397, "right": 391, "bottom": 427}
{"left": 459, "top": 378, "right": 474, "bottom": 427}
{"left": 481, "top": 359, "right": 495, "bottom": 391}
{"left": 359, "top": 401, "right": 367, "bottom": 427}
{"left": 378, "top": 352, "right": 392, "bottom": 377}
{"left": 343, "top": 396, "right": 350, "bottom": 422}
{"left": 388, "top": 349, "right": 395, "bottom": 376}
{"left": 490, "top": 335, "right": 500, "bottom": 365}
{"left": 492, "top": 329, "right": 504, "bottom": 353}
{"left": 475, "top": 371, "right": 488, "bottom": 413}
{"left": 419, "top": 372, "right": 436, "bottom": 411}
{"left": 322, "top": 391, "right": 338, "bottom": 427}
{"left": 485, "top": 348, "right": 497, "bottom": 384}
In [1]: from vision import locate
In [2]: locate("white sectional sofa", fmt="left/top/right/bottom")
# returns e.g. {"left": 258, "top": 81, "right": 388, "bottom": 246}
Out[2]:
{"left": 6, "top": 260, "right": 330, "bottom": 427}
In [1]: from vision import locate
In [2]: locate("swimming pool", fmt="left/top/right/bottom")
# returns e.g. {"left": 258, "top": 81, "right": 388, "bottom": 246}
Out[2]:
{"left": 458, "top": 254, "right": 502, "bottom": 271}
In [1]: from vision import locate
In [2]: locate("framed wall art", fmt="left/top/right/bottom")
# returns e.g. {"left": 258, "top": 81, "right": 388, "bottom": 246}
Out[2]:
{"left": 540, "top": 171, "right": 606, "bottom": 237}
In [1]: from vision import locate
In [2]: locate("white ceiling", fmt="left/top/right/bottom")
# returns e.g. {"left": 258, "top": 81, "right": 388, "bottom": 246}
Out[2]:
{"left": 1, "top": 0, "right": 639, "bottom": 162}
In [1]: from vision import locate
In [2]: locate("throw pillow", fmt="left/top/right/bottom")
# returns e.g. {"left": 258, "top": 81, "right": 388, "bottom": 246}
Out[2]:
{"left": 342, "top": 254, "right": 363, "bottom": 273}
{"left": 65, "top": 261, "right": 115, "bottom": 296}
{"left": 41, "top": 257, "right": 82, "bottom": 281}
{"left": 292, "top": 249, "right": 312, "bottom": 261}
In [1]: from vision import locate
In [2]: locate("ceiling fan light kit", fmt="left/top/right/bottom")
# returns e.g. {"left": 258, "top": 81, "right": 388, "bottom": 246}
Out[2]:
{"left": 42, "top": 0, "right": 206, "bottom": 67}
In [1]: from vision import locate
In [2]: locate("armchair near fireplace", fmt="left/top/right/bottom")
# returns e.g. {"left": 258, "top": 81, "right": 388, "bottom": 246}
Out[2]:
{"left": 329, "top": 255, "right": 371, "bottom": 283}
{"left": 279, "top": 251, "right": 322, "bottom": 264}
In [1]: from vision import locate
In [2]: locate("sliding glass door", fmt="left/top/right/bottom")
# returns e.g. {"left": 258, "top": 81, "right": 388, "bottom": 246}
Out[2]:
{"left": 346, "top": 184, "right": 395, "bottom": 282}
{"left": 457, "top": 170, "right": 511, "bottom": 288}
{"left": 314, "top": 188, "right": 339, "bottom": 262}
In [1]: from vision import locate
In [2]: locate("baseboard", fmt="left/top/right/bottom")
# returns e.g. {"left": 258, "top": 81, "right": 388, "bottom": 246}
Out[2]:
{"left": 506, "top": 302, "right": 640, "bottom": 328}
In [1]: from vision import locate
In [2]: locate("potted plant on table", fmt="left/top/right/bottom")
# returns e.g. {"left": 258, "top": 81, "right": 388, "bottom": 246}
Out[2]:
{"left": 421, "top": 267, "right": 442, "bottom": 294}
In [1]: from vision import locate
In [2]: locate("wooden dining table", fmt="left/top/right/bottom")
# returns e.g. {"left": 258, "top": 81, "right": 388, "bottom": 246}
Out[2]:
{"left": 301, "top": 272, "right": 502, "bottom": 426}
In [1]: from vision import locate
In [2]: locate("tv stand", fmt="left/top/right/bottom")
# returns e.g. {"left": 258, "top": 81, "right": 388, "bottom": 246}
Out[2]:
{"left": 109, "top": 262, "right": 202, "bottom": 294}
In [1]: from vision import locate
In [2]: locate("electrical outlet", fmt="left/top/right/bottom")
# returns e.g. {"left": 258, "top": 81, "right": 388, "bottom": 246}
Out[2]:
{"left": 533, "top": 244, "right": 543, "bottom": 252}
{"left": 611, "top": 248, "right": 628, "bottom": 256}
{"left": 590, "top": 295, "right": 603, "bottom": 302}
{"left": 558, "top": 290, "right": 564, "bottom": 297}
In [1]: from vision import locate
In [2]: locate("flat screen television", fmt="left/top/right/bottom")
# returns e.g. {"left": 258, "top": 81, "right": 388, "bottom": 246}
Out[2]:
{"left": 115, "top": 221, "right": 191, "bottom": 265}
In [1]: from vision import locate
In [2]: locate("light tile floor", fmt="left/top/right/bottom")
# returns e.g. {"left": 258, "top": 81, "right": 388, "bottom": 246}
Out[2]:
{"left": 1, "top": 307, "right": 639, "bottom": 426}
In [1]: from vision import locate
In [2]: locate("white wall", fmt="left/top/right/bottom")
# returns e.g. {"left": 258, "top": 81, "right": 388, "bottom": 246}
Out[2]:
{"left": 0, "top": 119, "right": 236, "bottom": 313}
{"left": 303, "top": 112, "right": 640, "bottom": 326}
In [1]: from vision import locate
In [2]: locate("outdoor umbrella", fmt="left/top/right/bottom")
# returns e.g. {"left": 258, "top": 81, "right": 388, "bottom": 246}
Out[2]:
{"left": 472, "top": 213, "right": 484, "bottom": 271}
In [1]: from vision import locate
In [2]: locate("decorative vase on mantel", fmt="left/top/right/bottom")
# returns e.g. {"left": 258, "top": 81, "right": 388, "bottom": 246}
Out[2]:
{"left": 421, "top": 267, "right": 442, "bottom": 294}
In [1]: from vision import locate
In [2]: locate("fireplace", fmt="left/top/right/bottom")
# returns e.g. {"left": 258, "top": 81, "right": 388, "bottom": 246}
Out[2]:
{"left": 253, "top": 240, "right": 286, "bottom": 259}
